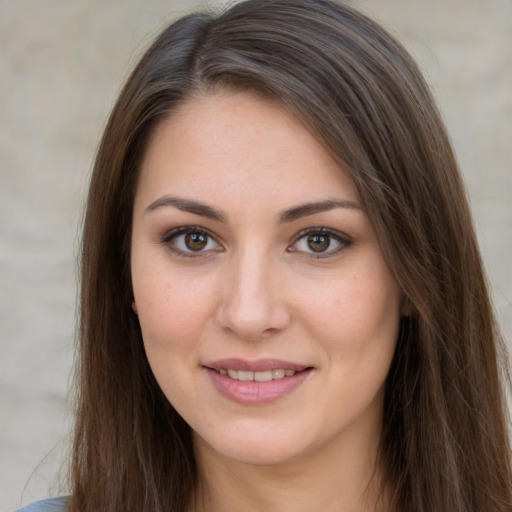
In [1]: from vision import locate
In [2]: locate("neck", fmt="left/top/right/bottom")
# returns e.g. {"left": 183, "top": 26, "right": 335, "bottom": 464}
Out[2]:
{"left": 190, "top": 421, "right": 389, "bottom": 512}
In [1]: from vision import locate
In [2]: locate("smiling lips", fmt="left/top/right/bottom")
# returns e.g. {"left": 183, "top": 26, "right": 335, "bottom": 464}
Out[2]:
{"left": 205, "top": 359, "right": 312, "bottom": 404}
{"left": 217, "top": 368, "right": 298, "bottom": 381}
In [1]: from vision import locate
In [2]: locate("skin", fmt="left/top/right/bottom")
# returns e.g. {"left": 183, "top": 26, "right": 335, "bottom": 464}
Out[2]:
{"left": 131, "top": 90, "right": 401, "bottom": 512}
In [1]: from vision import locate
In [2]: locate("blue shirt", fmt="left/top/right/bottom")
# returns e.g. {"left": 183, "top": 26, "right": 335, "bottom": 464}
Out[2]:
{"left": 12, "top": 497, "right": 68, "bottom": 512}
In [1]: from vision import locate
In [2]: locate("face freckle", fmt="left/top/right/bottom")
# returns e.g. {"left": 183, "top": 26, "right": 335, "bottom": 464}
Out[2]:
{"left": 130, "top": 89, "right": 402, "bottom": 470}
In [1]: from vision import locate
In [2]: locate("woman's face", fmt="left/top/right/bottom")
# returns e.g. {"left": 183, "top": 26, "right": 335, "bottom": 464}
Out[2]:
{"left": 131, "top": 90, "right": 402, "bottom": 468}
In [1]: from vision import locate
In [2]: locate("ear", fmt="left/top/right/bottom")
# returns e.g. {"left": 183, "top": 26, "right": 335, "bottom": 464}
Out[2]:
{"left": 132, "top": 300, "right": 138, "bottom": 315}
{"left": 400, "top": 294, "right": 414, "bottom": 317}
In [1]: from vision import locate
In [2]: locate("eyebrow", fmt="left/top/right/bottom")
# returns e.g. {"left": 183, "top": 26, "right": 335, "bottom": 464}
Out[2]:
{"left": 145, "top": 196, "right": 228, "bottom": 222}
{"left": 279, "top": 199, "right": 361, "bottom": 223}
{"left": 144, "top": 195, "right": 361, "bottom": 223}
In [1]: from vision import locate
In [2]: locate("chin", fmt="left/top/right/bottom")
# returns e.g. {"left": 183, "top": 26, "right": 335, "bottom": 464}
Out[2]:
{"left": 194, "top": 427, "right": 314, "bottom": 468}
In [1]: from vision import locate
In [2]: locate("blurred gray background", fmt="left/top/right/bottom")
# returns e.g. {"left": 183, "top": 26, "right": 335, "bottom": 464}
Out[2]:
{"left": 1, "top": 1, "right": 511, "bottom": 510}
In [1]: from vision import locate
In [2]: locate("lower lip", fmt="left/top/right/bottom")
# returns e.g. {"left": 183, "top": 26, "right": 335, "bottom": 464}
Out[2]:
{"left": 205, "top": 368, "right": 312, "bottom": 405}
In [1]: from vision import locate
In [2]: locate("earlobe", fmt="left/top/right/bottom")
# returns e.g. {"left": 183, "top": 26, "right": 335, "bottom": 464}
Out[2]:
{"left": 132, "top": 300, "right": 138, "bottom": 315}
{"left": 400, "top": 295, "right": 414, "bottom": 317}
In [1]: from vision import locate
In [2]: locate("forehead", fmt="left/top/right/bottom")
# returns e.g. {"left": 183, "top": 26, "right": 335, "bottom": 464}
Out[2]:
{"left": 136, "top": 90, "right": 359, "bottom": 209}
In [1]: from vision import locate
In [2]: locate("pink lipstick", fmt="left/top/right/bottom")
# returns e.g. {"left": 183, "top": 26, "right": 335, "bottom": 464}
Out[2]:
{"left": 204, "top": 358, "right": 313, "bottom": 405}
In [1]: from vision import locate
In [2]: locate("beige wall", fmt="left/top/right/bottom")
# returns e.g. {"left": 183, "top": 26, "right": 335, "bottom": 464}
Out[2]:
{"left": 1, "top": 1, "right": 510, "bottom": 510}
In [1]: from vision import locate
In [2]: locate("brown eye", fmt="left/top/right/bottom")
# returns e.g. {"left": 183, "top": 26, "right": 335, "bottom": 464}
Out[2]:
{"left": 185, "top": 232, "right": 208, "bottom": 251}
{"left": 307, "top": 234, "right": 330, "bottom": 252}
{"left": 163, "top": 227, "right": 222, "bottom": 256}
{"left": 289, "top": 228, "right": 349, "bottom": 257}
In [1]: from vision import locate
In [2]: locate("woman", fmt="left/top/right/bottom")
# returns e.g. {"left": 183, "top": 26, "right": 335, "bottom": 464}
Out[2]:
{"left": 16, "top": 0, "right": 511, "bottom": 511}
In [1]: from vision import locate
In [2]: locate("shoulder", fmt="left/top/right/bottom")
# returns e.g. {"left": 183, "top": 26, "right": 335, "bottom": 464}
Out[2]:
{"left": 12, "top": 497, "right": 68, "bottom": 512}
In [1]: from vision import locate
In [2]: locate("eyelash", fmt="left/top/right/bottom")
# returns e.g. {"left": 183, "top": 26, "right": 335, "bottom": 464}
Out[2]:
{"left": 289, "top": 227, "right": 352, "bottom": 258}
{"left": 161, "top": 226, "right": 222, "bottom": 258}
{"left": 161, "top": 226, "right": 352, "bottom": 259}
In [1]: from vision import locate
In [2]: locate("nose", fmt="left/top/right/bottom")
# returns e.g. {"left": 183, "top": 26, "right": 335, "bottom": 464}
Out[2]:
{"left": 215, "top": 249, "right": 291, "bottom": 340}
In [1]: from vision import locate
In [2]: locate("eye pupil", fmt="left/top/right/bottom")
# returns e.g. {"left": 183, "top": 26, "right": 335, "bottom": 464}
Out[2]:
{"left": 185, "top": 232, "right": 208, "bottom": 251}
{"left": 307, "top": 234, "right": 330, "bottom": 252}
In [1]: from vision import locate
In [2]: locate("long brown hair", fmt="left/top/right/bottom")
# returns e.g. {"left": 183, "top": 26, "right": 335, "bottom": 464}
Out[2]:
{"left": 70, "top": 1, "right": 511, "bottom": 511}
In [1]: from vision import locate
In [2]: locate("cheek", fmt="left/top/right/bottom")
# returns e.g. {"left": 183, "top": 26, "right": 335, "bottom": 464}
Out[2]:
{"left": 133, "top": 272, "right": 220, "bottom": 405}
{"left": 298, "top": 265, "right": 401, "bottom": 356}
{"left": 133, "top": 267, "right": 218, "bottom": 352}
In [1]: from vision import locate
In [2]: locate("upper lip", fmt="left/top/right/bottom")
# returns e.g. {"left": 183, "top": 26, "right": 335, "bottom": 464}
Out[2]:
{"left": 204, "top": 358, "right": 310, "bottom": 372}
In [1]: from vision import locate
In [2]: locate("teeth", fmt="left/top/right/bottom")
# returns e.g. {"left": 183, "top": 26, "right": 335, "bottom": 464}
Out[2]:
{"left": 272, "top": 369, "right": 285, "bottom": 379}
{"left": 237, "top": 370, "right": 254, "bottom": 381}
{"left": 217, "top": 368, "right": 297, "bottom": 381}
{"left": 254, "top": 370, "right": 272, "bottom": 382}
